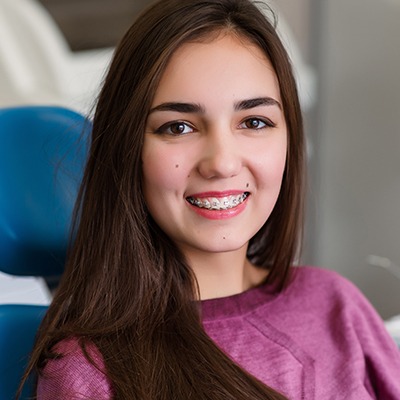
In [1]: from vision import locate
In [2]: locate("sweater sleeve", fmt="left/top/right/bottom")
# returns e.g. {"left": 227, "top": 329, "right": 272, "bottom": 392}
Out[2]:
{"left": 340, "top": 275, "right": 400, "bottom": 399}
{"left": 37, "top": 338, "right": 113, "bottom": 400}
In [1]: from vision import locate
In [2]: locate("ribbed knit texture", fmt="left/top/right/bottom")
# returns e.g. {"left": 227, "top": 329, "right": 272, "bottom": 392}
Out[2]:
{"left": 38, "top": 267, "right": 400, "bottom": 399}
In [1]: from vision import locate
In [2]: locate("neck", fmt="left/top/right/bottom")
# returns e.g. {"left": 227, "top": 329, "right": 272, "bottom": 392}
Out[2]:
{"left": 183, "top": 245, "right": 269, "bottom": 300}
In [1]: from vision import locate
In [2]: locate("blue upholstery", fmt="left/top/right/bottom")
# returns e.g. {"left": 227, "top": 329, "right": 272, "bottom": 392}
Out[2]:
{"left": 0, "top": 106, "right": 90, "bottom": 277}
{"left": 0, "top": 106, "right": 91, "bottom": 399}
{"left": 0, "top": 304, "right": 47, "bottom": 399}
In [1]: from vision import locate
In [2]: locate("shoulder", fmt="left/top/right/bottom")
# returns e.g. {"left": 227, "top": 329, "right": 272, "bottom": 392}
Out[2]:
{"left": 286, "top": 266, "right": 385, "bottom": 326}
{"left": 289, "top": 266, "right": 396, "bottom": 341}
{"left": 37, "top": 338, "right": 113, "bottom": 399}
{"left": 291, "top": 265, "right": 349, "bottom": 286}
{"left": 290, "top": 265, "right": 364, "bottom": 302}
{"left": 291, "top": 267, "right": 400, "bottom": 395}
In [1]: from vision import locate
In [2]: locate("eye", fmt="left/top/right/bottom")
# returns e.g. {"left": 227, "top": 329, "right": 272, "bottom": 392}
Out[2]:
{"left": 155, "top": 121, "right": 195, "bottom": 136}
{"left": 238, "top": 117, "right": 275, "bottom": 130}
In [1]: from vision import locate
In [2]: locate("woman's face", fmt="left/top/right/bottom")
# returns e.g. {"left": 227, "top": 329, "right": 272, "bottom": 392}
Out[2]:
{"left": 142, "top": 33, "right": 287, "bottom": 258}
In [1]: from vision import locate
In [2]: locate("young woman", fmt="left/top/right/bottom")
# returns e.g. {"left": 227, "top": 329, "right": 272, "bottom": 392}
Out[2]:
{"left": 22, "top": 0, "right": 400, "bottom": 399}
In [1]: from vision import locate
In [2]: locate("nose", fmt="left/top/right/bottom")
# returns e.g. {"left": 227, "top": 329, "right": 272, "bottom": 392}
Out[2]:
{"left": 197, "top": 128, "right": 242, "bottom": 179}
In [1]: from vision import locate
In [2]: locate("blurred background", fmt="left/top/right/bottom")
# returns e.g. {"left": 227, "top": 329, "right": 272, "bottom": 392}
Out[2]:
{"left": 277, "top": 0, "right": 400, "bottom": 321}
{"left": 0, "top": 0, "right": 399, "bottom": 320}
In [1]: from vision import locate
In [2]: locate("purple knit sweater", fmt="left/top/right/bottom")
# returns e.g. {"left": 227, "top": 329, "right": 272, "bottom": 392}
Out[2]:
{"left": 37, "top": 267, "right": 400, "bottom": 399}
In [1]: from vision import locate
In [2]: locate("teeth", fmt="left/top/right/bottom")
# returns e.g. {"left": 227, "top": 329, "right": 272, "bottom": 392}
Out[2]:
{"left": 187, "top": 193, "right": 249, "bottom": 210}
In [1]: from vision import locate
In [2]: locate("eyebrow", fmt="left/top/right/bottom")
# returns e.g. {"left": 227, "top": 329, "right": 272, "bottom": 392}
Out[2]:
{"left": 148, "top": 102, "right": 205, "bottom": 114}
{"left": 148, "top": 96, "right": 281, "bottom": 114}
{"left": 234, "top": 97, "right": 281, "bottom": 111}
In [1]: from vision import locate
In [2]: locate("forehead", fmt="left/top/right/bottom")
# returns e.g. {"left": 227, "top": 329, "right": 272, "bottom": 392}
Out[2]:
{"left": 152, "top": 33, "right": 281, "bottom": 106}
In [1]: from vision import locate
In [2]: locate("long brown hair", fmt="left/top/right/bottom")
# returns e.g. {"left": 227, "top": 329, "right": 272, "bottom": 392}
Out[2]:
{"left": 21, "top": 0, "right": 304, "bottom": 398}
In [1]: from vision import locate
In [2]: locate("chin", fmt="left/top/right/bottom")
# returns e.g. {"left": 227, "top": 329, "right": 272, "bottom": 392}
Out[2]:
{"left": 192, "top": 238, "right": 250, "bottom": 254}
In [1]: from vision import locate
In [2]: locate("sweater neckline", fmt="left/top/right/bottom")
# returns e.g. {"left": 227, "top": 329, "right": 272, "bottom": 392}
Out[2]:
{"left": 200, "top": 280, "right": 279, "bottom": 321}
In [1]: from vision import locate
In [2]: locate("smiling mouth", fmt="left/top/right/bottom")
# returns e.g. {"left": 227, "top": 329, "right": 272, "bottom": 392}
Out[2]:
{"left": 186, "top": 192, "right": 250, "bottom": 210}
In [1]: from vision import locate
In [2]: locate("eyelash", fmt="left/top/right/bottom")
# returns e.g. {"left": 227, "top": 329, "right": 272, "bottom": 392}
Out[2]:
{"left": 154, "top": 121, "right": 195, "bottom": 136}
{"left": 154, "top": 117, "right": 276, "bottom": 136}
{"left": 238, "top": 117, "right": 276, "bottom": 130}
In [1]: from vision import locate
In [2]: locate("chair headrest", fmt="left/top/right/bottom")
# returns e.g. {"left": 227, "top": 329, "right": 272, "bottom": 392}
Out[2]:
{"left": 0, "top": 106, "right": 91, "bottom": 277}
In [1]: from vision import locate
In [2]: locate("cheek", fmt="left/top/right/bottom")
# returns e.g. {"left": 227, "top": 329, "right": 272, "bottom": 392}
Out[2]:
{"left": 270, "top": 150, "right": 287, "bottom": 182}
{"left": 142, "top": 145, "right": 188, "bottom": 195}
{"left": 252, "top": 138, "right": 287, "bottom": 188}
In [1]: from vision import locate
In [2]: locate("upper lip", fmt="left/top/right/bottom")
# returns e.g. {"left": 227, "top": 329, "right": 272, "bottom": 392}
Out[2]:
{"left": 186, "top": 190, "right": 249, "bottom": 198}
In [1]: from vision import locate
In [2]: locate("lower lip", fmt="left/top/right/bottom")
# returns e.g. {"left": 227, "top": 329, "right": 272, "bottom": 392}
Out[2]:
{"left": 187, "top": 197, "right": 248, "bottom": 220}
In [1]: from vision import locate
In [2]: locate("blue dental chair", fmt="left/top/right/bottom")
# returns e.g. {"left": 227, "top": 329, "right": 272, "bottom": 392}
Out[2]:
{"left": 0, "top": 106, "right": 91, "bottom": 399}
